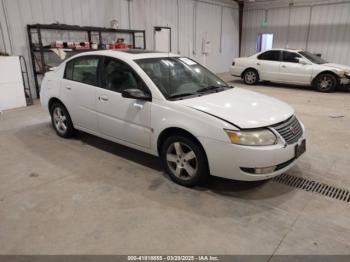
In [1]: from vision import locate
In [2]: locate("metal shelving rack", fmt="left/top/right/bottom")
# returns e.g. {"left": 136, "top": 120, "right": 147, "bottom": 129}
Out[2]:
{"left": 27, "top": 23, "right": 146, "bottom": 96}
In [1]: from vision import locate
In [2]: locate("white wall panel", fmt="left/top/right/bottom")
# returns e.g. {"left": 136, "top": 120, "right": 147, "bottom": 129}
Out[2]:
{"left": 0, "top": 33, "right": 5, "bottom": 52}
{"left": 267, "top": 8, "right": 289, "bottom": 48}
{"left": 241, "top": 9, "right": 266, "bottom": 56}
{"left": 178, "top": 0, "right": 195, "bottom": 57}
{"left": 194, "top": 1, "right": 222, "bottom": 70}
{"left": 0, "top": 0, "right": 11, "bottom": 54}
{"left": 287, "top": 6, "right": 310, "bottom": 50}
{"left": 221, "top": 7, "right": 239, "bottom": 72}
{"left": 308, "top": 3, "right": 350, "bottom": 65}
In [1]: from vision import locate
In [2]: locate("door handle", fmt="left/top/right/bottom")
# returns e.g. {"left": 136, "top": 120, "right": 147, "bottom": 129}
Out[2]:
{"left": 281, "top": 65, "right": 287, "bottom": 68}
{"left": 133, "top": 102, "right": 143, "bottom": 109}
{"left": 257, "top": 62, "right": 260, "bottom": 66}
{"left": 98, "top": 95, "right": 109, "bottom": 101}
{"left": 66, "top": 86, "right": 71, "bottom": 90}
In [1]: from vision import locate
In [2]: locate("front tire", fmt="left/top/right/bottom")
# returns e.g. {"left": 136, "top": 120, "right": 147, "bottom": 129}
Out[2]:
{"left": 161, "top": 135, "right": 209, "bottom": 187}
{"left": 314, "top": 73, "right": 337, "bottom": 92}
{"left": 243, "top": 69, "right": 259, "bottom": 85}
{"left": 50, "top": 102, "right": 75, "bottom": 138}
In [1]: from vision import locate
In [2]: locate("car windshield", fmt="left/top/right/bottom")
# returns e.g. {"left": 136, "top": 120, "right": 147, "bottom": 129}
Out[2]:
{"left": 135, "top": 57, "right": 231, "bottom": 99}
{"left": 299, "top": 51, "right": 328, "bottom": 64}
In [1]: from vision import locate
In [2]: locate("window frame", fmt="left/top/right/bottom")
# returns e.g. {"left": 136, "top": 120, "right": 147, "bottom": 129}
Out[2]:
{"left": 257, "top": 50, "right": 282, "bottom": 62}
{"left": 63, "top": 55, "right": 101, "bottom": 87}
{"left": 282, "top": 51, "right": 302, "bottom": 64}
{"left": 98, "top": 56, "right": 152, "bottom": 96}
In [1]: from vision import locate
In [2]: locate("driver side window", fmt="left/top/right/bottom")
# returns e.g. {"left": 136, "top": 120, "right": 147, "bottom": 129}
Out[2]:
{"left": 101, "top": 57, "right": 148, "bottom": 93}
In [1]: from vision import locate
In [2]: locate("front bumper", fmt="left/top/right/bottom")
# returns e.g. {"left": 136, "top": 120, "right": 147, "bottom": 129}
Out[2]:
{"left": 199, "top": 135, "right": 305, "bottom": 181}
{"left": 340, "top": 76, "right": 350, "bottom": 85}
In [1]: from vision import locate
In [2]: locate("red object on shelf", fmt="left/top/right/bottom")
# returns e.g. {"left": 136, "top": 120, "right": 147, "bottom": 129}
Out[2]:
{"left": 115, "top": 42, "right": 128, "bottom": 49}
{"left": 115, "top": 38, "right": 128, "bottom": 49}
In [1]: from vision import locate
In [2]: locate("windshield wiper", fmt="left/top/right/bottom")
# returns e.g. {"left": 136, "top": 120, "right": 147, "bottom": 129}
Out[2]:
{"left": 197, "top": 85, "right": 229, "bottom": 93}
{"left": 168, "top": 93, "right": 197, "bottom": 99}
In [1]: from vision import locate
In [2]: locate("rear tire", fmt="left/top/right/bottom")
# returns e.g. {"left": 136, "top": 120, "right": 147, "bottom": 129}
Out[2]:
{"left": 243, "top": 69, "right": 259, "bottom": 85}
{"left": 314, "top": 73, "right": 337, "bottom": 92}
{"left": 161, "top": 135, "right": 209, "bottom": 187}
{"left": 50, "top": 102, "right": 75, "bottom": 138}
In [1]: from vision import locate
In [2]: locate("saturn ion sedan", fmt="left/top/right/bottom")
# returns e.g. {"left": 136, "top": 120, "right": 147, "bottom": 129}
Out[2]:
{"left": 40, "top": 49, "right": 306, "bottom": 186}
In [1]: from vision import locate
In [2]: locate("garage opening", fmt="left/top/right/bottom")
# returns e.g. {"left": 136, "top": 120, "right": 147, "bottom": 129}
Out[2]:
{"left": 256, "top": 33, "right": 273, "bottom": 52}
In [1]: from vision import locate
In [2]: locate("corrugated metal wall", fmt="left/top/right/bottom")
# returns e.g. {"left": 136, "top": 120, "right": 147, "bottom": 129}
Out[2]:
{"left": 0, "top": 0, "right": 239, "bottom": 98}
{"left": 241, "top": 9, "right": 266, "bottom": 57}
{"left": 241, "top": 0, "right": 350, "bottom": 67}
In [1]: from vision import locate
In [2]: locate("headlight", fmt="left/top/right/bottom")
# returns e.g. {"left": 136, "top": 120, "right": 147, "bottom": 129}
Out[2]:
{"left": 225, "top": 129, "right": 277, "bottom": 146}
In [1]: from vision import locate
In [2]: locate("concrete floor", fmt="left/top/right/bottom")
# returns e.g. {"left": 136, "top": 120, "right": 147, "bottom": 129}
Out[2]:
{"left": 1, "top": 75, "right": 350, "bottom": 256}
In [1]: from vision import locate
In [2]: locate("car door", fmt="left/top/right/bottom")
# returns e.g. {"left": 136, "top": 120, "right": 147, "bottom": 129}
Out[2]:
{"left": 279, "top": 51, "right": 313, "bottom": 84}
{"left": 256, "top": 50, "right": 282, "bottom": 81}
{"left": 60, "top": 56, "right": 100, "bottom": 132}
{"left": 96, "top": 56, "right": 152, "bottom": 148}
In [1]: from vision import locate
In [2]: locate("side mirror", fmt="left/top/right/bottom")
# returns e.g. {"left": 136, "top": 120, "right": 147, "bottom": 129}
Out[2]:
{"left": 122, "top": 89, "right": 152, "bottom": 101}
{"left": 298, "top": 58, "right": 309, "bottom": 65}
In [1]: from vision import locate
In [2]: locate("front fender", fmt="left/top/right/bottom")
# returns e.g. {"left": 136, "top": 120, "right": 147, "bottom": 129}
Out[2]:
{"left": 150, "top": 99, "right": 235, "bottom": 155}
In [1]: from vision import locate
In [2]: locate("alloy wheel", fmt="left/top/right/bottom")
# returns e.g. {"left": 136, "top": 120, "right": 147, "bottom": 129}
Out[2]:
{"left": 166, "top": 142, "right": 198, "bottom": 180}
{"left": 53, "top": 107, "right": 68, "bottom": 134}
{"left": 318, "top": 76, "right": 333, "bottom": 91}
{"left": 245, "top": 71, "right": 257, "bottom": 84}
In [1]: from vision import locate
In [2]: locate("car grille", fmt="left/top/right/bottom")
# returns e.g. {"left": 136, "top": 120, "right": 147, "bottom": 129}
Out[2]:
{"left": 272, "top": 116, "right": 303, "bottom": 144}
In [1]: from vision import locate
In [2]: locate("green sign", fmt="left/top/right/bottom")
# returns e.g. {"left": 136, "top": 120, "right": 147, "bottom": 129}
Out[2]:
{"left": 261, "top": 20, "right": 268, "bottom": 28}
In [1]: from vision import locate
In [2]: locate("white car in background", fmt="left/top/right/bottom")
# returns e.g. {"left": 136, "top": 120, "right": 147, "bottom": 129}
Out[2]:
{"left": 41, "top": 50, "right": 305, "bottom": 187}
{"left": 231, "top": 49, "right": 350, "bottom": 92}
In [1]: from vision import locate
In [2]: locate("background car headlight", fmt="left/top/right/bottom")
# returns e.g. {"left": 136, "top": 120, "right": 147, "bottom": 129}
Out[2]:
{"left": 225, "top": 129, "right": 277, "bottom": 146}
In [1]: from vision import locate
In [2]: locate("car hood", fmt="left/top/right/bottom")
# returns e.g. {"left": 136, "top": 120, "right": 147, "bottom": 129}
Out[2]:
{"left": 323, "top": 63, "right": 350, "bottom": 72}
{"left": 176, "top": 88, "right": 294, "bottom": 129}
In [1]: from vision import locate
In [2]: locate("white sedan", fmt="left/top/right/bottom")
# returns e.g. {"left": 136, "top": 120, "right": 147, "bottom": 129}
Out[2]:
{"left": 41, "top": 50, "right": 305, "bottom": 186}
{"left": 231, "top": 49, "right": 350, "bottom": 92}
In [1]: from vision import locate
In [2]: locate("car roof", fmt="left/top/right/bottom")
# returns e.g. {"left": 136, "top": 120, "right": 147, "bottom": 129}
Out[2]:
{"left": 264, "top": 48, "right": 304, "bottom": 52}
{"left": 69, "top": 49, "right": 180, "bottom": 60}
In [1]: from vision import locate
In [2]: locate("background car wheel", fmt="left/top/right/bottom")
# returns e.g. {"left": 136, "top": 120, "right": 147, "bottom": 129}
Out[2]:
{"left": 50, "top": 102, "right": 75, "bottom": 138}
{"left": 161, "top": 135, "right": 209, "bottom": 187}
{"left": 243, "top": 69, "right": 259, "bottom": 85}
{"left": 314, "top": 73, "right": 337, "bottom": 92}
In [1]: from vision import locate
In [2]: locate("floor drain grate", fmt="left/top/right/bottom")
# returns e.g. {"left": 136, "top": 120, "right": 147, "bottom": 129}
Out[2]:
{"left": 273, "top": 174, "right": 350, "bottom": 203}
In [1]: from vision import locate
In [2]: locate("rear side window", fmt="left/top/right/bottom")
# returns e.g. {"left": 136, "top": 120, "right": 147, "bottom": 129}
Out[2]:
{"left": 282, "top": 51, "right": 301, "bottom": 63}
{"left": 257, "top": 50, "right": 281, "bottom": 61}
{"left": 64, "top": 57, "right": 99, "bottom": 86}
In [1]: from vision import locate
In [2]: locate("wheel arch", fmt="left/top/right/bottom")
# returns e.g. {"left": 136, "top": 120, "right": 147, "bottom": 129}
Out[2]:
{"left": 48, "top": 97, "right": 71, "bottom": 116}
{"left": 157, "top": 127, "right": 209, "bottom": 167}
{"left": 241, "top": 67, "right": 259, "bottom": 79}
{"left": 312, "top": 70, "right": 340, "bottom": 86}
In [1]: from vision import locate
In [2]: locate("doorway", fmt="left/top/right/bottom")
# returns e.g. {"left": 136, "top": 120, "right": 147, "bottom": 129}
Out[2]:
{"left": 154, "top": 27, "right": 171, "bottom": 52}
{"left": 256, "top": 33, "right": 273, "bottom": 52}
